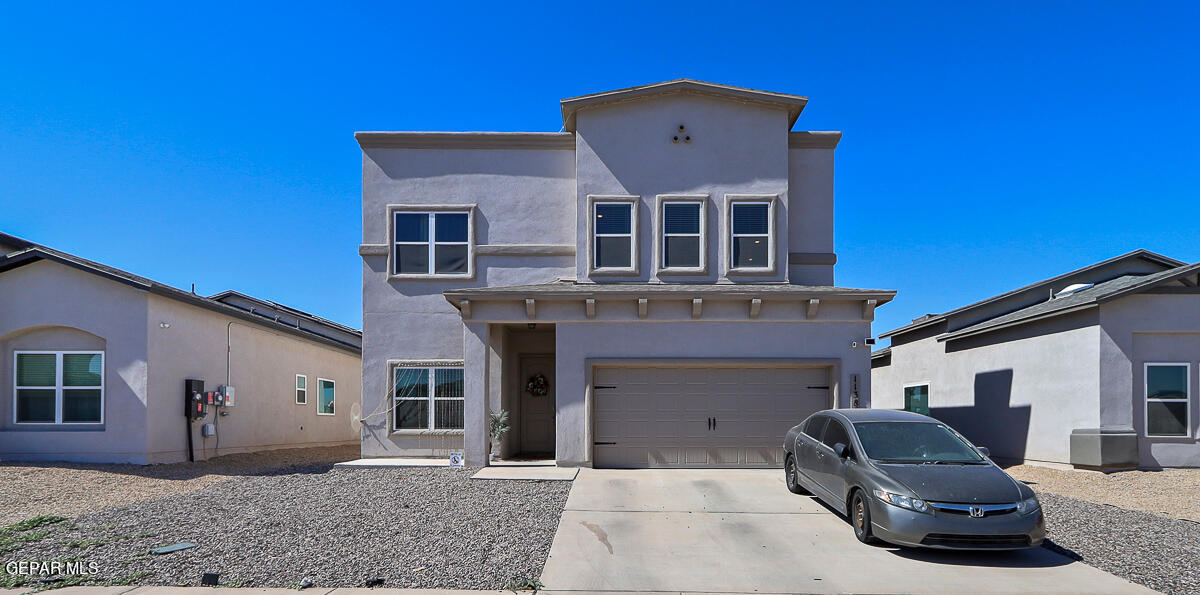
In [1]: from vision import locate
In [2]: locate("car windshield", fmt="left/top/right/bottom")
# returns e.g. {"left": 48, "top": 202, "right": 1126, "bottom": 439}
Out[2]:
{"left": 852, "top": 421, "right": 985, "bottom": 464}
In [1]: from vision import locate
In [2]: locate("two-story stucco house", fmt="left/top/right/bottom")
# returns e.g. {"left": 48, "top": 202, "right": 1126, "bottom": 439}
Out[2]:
{"left": 357, "top": 80, "right": 894, "bottom": 467}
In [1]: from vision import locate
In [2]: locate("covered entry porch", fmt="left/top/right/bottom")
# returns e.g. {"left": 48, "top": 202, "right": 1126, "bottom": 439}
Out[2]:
{"left": 450, "top": 281, "right": 893, "bottom": 467}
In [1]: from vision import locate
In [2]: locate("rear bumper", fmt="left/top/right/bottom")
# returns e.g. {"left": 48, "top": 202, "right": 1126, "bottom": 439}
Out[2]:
{"left": 869, "top": 497, "right": 1045, "bottom": 550}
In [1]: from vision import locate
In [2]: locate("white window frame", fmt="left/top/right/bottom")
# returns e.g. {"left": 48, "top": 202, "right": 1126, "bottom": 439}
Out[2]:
{"left": 1143, "top": 362, "right": 1191, "bottom": 438}
{"left": 295, "top": 374, "right": 307, "bottom": 405}
{"left": 724, "top": 195, "right": 778, "bottom": 276}
{"left": 316, "top": 377, "right": 335, "bottom": 416}
{"left": 655, "top": 194, "right": 708, "bottom": 275}
{"left": 902, "top": 382, "right": 931, "bottom": 414}
{"left": 389, "top": 362, "right": 465, "bottom": 434}
{"left": 587, "top": 195, "right": 640, "bottom": 277}
{"left": 387, "top": 204, "right": 476, "bottom": 280}
{"left": 13, "top": 350, "right": 105, "bottom": 425}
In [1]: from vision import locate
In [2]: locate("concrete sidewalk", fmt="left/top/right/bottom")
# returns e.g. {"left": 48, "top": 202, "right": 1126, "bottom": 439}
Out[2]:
{"left": 539, "top": 468, "right": 1153, "bottom": 594}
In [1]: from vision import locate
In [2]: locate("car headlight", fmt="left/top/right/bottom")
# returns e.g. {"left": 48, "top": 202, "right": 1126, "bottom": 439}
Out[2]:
{"left": 1016, "top": 495, "right": 1040, "bottom": 515}
{"left": 873, "top": 489, "right": 930, "bottom": 513}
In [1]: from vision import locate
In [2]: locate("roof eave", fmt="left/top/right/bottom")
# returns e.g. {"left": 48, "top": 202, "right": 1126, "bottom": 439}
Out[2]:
{"left": 936, "top": 303, "right": 1099, "bottom": 343}
{"left": 880, "top": 249, "right": 1187, "bottom": 339}
{"left": 560, "top": 79, "right": 808, "bottom": 132}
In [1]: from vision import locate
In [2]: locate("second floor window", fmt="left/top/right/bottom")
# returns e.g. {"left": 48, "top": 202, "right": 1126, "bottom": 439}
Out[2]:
{"left": 594, "top": 202, "right": 633, "bottom": 269}
{"left": 662, "top": 202, "right": 703, "bottom": 269}
{"left": 731, "top": 202, "right": 771, "bottom": 270}
{"left": 393, "top": 211, "right": 469, "bottom": 275}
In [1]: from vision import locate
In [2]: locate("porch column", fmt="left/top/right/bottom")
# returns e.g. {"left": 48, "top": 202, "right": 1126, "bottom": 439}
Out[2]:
{"left": 463, "top": 321, "right": 491, "bottom": 466}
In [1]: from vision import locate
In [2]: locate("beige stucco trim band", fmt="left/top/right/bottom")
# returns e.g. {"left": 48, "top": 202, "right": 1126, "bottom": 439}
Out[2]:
{"left": 788, "top": 131, "right": 843, "bottom": 149}
{"left": 355, "top": 132, "right": 575, "bottom": 150}
{"left": 476, "top": 244, "right": 575, "bottom": 257}
{"left": 788, "top": 252, "right": 838, "bottom": 265}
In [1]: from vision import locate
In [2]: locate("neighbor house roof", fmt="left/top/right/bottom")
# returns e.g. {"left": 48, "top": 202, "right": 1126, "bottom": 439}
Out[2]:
{"left": 0, "top": 232, "right": 361, "bottom": 354}
{"left": 444, "top": 279, "right": 895, "bottom": 305}
{"left": 879, "top": 249, "right": 1185, "bottom": 339}
{"left": 560, "top": 79, "right": 810, "bottom": 132}
{"left": 939, "top": 262, "right": 1200, "bottom": 342}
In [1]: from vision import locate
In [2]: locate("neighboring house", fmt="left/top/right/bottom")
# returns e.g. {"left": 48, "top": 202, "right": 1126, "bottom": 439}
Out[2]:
{"left": 872, "top": 250, "right": 1200, "bottom": 470}
{"left": 0, "top": 232, "right": 362, "bottom": 464}
{"left": 357, "top": 79, "right": 894, "bottom": 468}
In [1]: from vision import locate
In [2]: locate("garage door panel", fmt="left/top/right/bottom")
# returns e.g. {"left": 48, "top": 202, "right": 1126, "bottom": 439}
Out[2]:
{"left": 593, "top": 365, "right": 830, "bottom": 468}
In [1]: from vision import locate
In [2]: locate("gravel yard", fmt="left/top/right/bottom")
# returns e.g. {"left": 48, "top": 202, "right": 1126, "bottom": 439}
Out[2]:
{"left": 3, "top": 464, "right": 570, "bottom": 590}
{"left": 0, "top": 446, "right": 360, "bottom": 525}
{"left": 1008, "top": 464, "right": 1200, "bottom": 521}
{"left": 1039, "top": 491, "right": 1200, "bottom": 595}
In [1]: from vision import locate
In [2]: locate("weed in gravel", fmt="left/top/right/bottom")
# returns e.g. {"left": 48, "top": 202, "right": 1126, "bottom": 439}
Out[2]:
{"left": 506, "top": 576, "right": 545, "bottom": 592}
{"left": 3, "top": 515, "right": 68, "bottom": 533}
{"left": 0, "top": 569, "right": 27, "bottom": 589}
{"left": 105, "top": 571, "right": 153, "bottom": 586}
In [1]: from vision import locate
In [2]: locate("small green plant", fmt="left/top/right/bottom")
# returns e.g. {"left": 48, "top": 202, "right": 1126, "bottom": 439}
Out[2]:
{"left": 489, "top": 409, "right": 510, "bottom": 443}
{"left": 1, "top": 515, "right": 67, "bottom": 534}
{"left": 505, "top": 577, "right": 544, "bottom": 593}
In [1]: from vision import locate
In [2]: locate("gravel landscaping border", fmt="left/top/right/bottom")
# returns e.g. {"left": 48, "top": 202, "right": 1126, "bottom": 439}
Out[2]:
{"left": 1038, "top": 491, "right": 1200, "bottom": 595}
{"left": 2, "top": 465, "right": 571, "bottom": 591}
{"left": 1008, "top": 464, "right": 1200, "bottom": 522}
{"left": 0, "top": 445, "right": 360, "bottom": 525}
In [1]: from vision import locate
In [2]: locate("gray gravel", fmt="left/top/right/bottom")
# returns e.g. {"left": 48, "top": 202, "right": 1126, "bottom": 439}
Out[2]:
{"left": 1039, "top": 491, "right": 1200, "bottom": 595}
{"left": 5, "top": 464, "right": 570, "bottom": 589}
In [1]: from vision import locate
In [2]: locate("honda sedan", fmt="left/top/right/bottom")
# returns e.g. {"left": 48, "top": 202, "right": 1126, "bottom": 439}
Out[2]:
{"left": 783, "top": 409, "right": 1045, "bottom": 549}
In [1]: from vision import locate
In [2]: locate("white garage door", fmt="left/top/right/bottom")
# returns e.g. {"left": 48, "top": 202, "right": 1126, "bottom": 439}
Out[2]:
{"left": 592, "top": 365, "right": 831, "bottom": 468}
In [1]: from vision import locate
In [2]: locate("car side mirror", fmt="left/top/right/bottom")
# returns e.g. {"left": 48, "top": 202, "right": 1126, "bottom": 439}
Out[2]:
{"left": 834, "top": 443, "right": 850, "bottom": 459}
{"left": 977, "top": 446, "right": 990, "bottom": 458}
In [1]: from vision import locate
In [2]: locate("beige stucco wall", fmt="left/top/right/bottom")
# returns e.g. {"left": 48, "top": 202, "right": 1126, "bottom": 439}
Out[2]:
{"left": 873, "top": 312, "right": 1102, "bottom": 464}
{"left": 0, "top": 260, "right": 150, "bottom": 463}
{"left": 145, "top": 293, "right": 361, "bottom": 463}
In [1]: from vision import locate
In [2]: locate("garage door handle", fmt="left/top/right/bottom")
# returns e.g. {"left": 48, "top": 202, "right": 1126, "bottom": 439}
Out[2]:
{"left": 594, "top": 441, "right": 616, "bottom": 445}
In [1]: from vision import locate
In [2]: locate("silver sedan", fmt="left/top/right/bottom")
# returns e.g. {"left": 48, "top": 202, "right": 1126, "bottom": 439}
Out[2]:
{"left": 783, "top": 408, "right": 1045, "bottom": 549}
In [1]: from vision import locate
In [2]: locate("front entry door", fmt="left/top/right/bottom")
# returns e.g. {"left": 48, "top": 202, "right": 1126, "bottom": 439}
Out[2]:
{"left": 519, "top": 355, "right": 556, "bottom": 453}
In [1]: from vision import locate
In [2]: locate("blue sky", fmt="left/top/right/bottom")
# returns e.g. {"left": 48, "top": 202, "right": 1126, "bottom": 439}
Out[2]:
{"left": 2, "top": 2, "right": 1197, "bottom": 338}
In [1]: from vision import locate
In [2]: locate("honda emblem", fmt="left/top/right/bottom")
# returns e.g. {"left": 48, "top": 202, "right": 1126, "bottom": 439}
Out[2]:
{"left": 969, "top": 506, "right": 985, "bottom": 518}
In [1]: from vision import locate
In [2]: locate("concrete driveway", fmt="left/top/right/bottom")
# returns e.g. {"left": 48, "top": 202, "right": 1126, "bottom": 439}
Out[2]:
{"left": 540, "top": 468, "right": 1150, "bottom": 594}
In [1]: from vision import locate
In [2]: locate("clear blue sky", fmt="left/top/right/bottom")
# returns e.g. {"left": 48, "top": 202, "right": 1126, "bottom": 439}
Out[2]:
{"left": 2, "top": 2, "right": 1197, "bottom": 338}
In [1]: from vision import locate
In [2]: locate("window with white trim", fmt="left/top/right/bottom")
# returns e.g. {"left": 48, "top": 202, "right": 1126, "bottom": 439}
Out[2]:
{"left": 317, "top": 378, "right": 335, "bottom": 415}
{"left": 661, "top": 201, "right": 703, "bottom": 269}
{"left": 14, "top": 351, "right": 104, "bottom": 424}
{"left": 392, "top": 365, "right": 464, "bottom": 431}
{"left": 393, "top": 211, "right": 469, "bottom": 275}
{"left": 593, "top": 202, "right": 634, "bottom": 269}
{"left": 296, "top": 374, "right": 307, "bottom": 405}
{"left": 1145, "top": 363, "right": 1189, "bottom": 437}
{"left": 730, "top": 201, "right": 772, "bottom": 269}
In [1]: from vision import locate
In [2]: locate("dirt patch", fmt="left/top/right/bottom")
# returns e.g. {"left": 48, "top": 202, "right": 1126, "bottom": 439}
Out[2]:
{"left": 1007, "top": 464, "right": 1200, "bottom": 521}
{"left": 0, "top": 445, "right": 358, "bottom": 524}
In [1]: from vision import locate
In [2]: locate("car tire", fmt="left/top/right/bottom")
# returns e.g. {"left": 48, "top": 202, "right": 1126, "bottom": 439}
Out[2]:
{"left": 851, "top": 490, "right": 876, "bottom": 544}
{"left": 785, "top": 454, "right": 807, "bottom": 494}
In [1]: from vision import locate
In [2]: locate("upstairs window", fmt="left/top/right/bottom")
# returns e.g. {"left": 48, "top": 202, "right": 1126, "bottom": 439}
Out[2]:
{"left": 1145, "top": 363, "right": 1189, "bottom": 437}
{"left": 15, "top": 351, "right": 104, "bottom": 424}
{"left": 393, "top": 365, "right": 465, "bottom": 431}
{"left": 392, "top": 210, "right": 470, "bottom": 276}
{"left": 730, "top": 202, "right": 772, "bottom": 270}
{"left": 296, "top": 374, "right": 307, "bottom": 405}
{"left": 661, "top": 201, "right": 704, "bottom": 270}
{"left": 593, "top": 201, "right": 634, "bottom": 270}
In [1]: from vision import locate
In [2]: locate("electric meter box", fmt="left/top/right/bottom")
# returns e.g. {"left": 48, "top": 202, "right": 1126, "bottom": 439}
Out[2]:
{"left": 219, "top": 385, "right": 235, "bottom": 407}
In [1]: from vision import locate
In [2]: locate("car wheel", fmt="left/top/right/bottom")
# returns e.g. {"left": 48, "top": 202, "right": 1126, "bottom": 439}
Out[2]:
{"left": 785, "top": 454, "right": 807, "bottom": 494}
{"left": 851, "top": 490, "right": 876, "bottom": 544}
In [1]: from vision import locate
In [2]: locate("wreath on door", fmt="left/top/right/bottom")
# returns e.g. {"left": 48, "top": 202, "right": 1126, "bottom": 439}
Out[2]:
{"left": 525, "top": 373, "right": 549, "bottom": 396}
